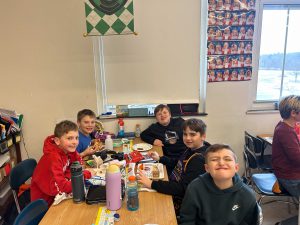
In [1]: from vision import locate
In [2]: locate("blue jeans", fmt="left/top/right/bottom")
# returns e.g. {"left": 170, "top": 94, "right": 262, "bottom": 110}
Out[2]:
{"left": 278, "top": 178, "right": 300, "bottom": 197}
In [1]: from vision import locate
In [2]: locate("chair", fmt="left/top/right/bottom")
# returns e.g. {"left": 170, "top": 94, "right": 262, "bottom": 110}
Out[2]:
{"left": 9, "top": 158, "right": 37, "bottom": 213}
{"left": 245, "top": 131, "right": 273, "bottom": 171}
{"left": 13, "top": 199, "right": 48, "bottom": 225}
{"left": 244, "top": 146, "right": 297, "bottom": 206}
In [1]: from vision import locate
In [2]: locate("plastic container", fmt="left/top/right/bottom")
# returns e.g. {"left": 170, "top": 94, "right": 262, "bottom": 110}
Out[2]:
{"left": 106, "top": 165, "right": 122, "bottom": 210}
{"left": 105, "top": 135, "right": 113, "bottom": 150}
{"left": 135, "top": 124, "right": 141, "bottom": 138}
{"left": 70, "top": 161, "right": 85, "bottom": 203}
{"left": 118, "top": 118, "right": 125, "bottom": 138}
{"left": 126, "top": 176, "right": 139, "bottom": 211}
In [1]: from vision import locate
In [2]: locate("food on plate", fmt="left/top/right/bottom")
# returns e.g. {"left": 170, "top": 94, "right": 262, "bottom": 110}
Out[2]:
{"left": 152, "top": 165, "right": 160, "bottom": 179}
{"left": 91, "top": 139, "right": 103, "bottom": 151}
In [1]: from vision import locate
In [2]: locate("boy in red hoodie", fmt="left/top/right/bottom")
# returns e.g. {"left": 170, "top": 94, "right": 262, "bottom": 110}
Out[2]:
{"left": 31, "top": 120, "right": 90, "bottom": 206}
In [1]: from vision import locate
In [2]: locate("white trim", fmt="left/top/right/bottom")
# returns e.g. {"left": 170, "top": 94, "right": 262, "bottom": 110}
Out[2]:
{"left": 199, "top": 0, "right": 208, "bottom": 114}
{"left": 93, "top": 37, "right": 107, "bottom": 115}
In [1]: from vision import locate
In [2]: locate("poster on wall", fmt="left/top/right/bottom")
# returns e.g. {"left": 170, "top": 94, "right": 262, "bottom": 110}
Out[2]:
{"left": 84, "top": 0, "right": 135, "bottom": 36}
{"left": 207, "top": 0, "right": 256, "bottom": 82}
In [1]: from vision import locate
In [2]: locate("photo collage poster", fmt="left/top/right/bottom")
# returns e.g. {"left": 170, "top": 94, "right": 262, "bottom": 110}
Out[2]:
{"left": 207, "top": 0, "right": 256, "bottom": 82}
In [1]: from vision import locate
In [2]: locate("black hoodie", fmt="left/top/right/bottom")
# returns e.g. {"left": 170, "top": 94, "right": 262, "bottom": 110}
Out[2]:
{"left": 180, "top": 173, "right": 257, "bottom": 225}
{"left": 140, "top": 117, "right": 186, "bottom": 159}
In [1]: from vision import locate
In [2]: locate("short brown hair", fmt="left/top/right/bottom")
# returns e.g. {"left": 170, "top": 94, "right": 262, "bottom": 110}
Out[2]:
{"left": 54, "top": 120, "right": 78, "bottom": 138}
{"left": 154, "top": 104, "right": 171, "bottom": 116}
{"left": 77, "top": 109, "right": 96, "bottom": 122}
{"left": 183, "top": 118, "right": 206, "bottom": 135}
{"left": 279, "top": 95, "right": 300, "bottom": 119}
{"left": 205, "top": 144, "right": 237, "bottom": 163}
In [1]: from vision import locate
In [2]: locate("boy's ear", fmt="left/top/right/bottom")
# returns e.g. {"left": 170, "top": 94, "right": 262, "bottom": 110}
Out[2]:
{"left": 235, "top": 163, "right": 239, "bottom": 172}
{"left": 54, "top": 137, "right": 61, "bottom": 146}
{"left": 201, "top": 133, "right": 206, "bottom": 141}
{"left": 204, "top": 163, "right": 210, "bottom": 173}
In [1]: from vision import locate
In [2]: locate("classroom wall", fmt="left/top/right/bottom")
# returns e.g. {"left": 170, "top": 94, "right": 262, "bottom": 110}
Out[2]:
{"left": 0, "top": 0, "right": 281, "bottom": 172}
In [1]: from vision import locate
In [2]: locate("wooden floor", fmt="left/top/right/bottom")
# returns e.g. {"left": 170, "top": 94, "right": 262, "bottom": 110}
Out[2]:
{"left": 261, "top": 199, "right": 298, "bottom": 225}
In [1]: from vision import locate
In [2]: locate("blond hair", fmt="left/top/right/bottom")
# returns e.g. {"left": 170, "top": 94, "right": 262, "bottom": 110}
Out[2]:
{"left": 279, "top": 95, "right": 300, "bottom": 119}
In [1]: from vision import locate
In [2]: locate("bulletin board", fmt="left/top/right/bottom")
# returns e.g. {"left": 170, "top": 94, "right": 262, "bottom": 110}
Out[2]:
{"left": 207, "top": 0, "right": 256, "bottom": 82}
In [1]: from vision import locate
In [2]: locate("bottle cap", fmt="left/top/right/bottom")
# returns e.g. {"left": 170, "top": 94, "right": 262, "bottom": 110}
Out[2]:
{"left": 128, "top": 176, "right": 136, "bottom": 182}
{"left": 114, "top": 213, "right": 120, "bottom": 221}
{"left": 107, "top": 164, "right": 120, "bottom": 173}
{"left": 106, "top": 135, "right": 111, "bottom": 139}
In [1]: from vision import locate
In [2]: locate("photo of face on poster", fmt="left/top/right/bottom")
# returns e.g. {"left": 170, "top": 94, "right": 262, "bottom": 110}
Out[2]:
{"left": 208, "top": 57, "right": 216, "bottom": 69}
{"left": 231, "top": 28, "right": 239, "bottom": 40}
{"left": 208, "top": 0, "right": 216, "bottom": 10}
{"left": 216, "top": 70, "right": 224, "bottom": 81}
{"left": 208, "top": 70, "right": 216, "bottom": 82}
{"left": 231, "top": 69, "right": 238, "bottom": 80}
{"left": 208, "top": 12, "right": 216, "bottom": 25}
{"left": 246, "top": 12, "right": 255, "bottom": 25}
{"left": 224, "top": 0, "right": 232, "bottom": 10}
{"left": 239, "top": 13, "right": 247, "bottom": 26}
{"left": 216, "top": 57, "right": 223, "bottom": 69}
{"left": 238, "top": 69, "right": 245, "bottom": 80}
{"left": 216, "top": 0, "right": 224, "bottom": 10}
{"left": 222, "top": 42, "right": 231, "bottom": 54}
{"left": 238, "top": 42, "right": 245, "bottom": 54}
{"left": 223, "top": 56, "right": 231, "bottom": 68}
{"left": 215, "top": 43, "right": 222, "bottom": 55}
{"left": 223, "top": 69, "right": 230, "bottom": 81}
{"left": 244, "top": 55, "right": 252, "bottom": 67}
{"left": 245, "top": 27, "right": 254, "bottom": 39}
{"left": 239, "top": 27, "right": 246, "bottom": 39}
{"left": 244, "top": 42, "right": 252, "bottom": 53}
{"left": 224, "top": 12, "right": 232, "bottom": 26}
{"left": 207, "top": 42, "right": 215, "bottom": 55}
{"left": 223, "top": 27, "right": 231, "bottom": 40}
{"left": 208, "top": 28, "right": 215, "bottom": 40}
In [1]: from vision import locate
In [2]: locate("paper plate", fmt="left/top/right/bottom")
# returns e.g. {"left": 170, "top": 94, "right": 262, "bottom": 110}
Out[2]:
{"left": 132, "top": 143, "right": 153, "bottom": 151}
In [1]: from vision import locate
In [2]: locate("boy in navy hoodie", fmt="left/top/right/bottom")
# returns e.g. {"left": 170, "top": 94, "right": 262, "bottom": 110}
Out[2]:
{"left": 180, "top": 144, "right": 257, "bottom": 225}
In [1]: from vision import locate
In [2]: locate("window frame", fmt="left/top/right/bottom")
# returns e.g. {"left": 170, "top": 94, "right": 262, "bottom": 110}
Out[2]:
{"left": 250, "top": 0, "right": 300, "bottom": 110}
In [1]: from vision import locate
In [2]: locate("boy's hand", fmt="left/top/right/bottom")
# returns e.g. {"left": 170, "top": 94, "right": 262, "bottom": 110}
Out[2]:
{"left": 153, "top": 139, "right": 164, "bottom": 147}
{"left": 148, "top": 151, "right": 160, "bottom": 161}
{"left": 137, "top": 170, "right": 152, "bottom": 189}
{"left": 80, "top": 146, "right": 97, "bottom": 158}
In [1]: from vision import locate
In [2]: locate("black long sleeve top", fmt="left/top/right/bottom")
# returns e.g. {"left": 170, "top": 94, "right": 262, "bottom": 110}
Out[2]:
{"left": 140, "top": 117, "right": 186, "bottom": 159}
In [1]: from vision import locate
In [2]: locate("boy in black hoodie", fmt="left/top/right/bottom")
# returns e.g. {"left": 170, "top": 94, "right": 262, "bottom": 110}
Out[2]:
{"left": 140, "top": 104, "right": 186, "bottom": 160}
{"left": 180, "top": 144, "right": 257, "bottom": 225}
{"left": 138, "top": 118, "right": 210, "bottom": 215}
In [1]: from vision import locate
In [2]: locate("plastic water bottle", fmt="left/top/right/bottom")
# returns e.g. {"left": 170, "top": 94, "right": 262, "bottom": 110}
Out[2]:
{"left": 118, "top": 118, "right": 125, "bottom": 138}
{"left": 135, "top": 124, "right": 141, "bottom": 138}
{"left": 105, "top": 135, "right": 113, "bottom": 150}
{"left": 70, "top": 161, "right": 85, "bottom": 203}
{"left": 126, "top": 176, "right": 139, "bottom": 211}
{"left": 106, "top": 165, "right": 122, "bottom": 210}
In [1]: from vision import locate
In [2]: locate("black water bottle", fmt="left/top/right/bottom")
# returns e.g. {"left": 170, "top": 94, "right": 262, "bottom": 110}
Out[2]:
{"left": 70, "top": 161, "right": 85, "bottom": 203}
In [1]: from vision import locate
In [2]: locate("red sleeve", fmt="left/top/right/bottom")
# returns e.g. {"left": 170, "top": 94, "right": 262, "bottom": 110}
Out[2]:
{"left": 49, "top": 156, "right": 72, "bottom": 195}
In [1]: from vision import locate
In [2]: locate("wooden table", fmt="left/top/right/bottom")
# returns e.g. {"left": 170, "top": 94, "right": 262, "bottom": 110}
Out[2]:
{"left": 39, "top": 139, "right": 177, "bottom": 225}
{"left": 257, "top": 134, "right": 273, "bottom": 145}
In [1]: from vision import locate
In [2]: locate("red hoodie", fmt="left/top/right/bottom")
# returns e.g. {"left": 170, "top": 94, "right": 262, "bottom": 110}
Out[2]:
{"left": 31, "top": 135, "right": 84, "bottom": 206}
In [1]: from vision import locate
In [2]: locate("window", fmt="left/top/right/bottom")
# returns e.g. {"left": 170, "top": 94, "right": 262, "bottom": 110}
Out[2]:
{"left": 92, "top": 1, "right": 209, "bottom": 116}
{"left": 255, "top": 0, "right": 300, "bottom": 102}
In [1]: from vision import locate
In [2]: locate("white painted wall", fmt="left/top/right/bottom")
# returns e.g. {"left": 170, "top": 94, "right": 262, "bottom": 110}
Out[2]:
{"left": 0, "top": 0, "right": 281, "bottom": 173}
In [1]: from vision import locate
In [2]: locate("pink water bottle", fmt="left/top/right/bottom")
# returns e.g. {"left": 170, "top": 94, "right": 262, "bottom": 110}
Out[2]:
{"left": 106, "top": 165, "right": 122, "bottom": 210}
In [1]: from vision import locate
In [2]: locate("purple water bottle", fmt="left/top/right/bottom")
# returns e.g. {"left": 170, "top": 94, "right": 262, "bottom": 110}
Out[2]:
{"left": 106, "top": 165, "right": 122, "bottom": 210}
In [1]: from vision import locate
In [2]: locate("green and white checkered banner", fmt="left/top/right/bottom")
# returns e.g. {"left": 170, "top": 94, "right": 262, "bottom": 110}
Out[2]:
{"left": 85, "top": 0, "right": 135, "bottom": 36}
